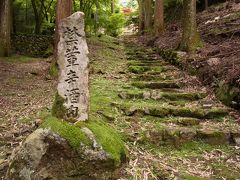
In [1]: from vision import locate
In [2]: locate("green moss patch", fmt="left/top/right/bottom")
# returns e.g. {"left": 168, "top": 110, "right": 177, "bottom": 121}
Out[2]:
{"left": 119, "top": 90, "right": 207, "bottom": 101}
{"left": 40, "top": 117, "right": 91, "bottom": 148}
{"left": 131, "top": 74, "right": 174, "bottom": 81}
{"left": 40, "top": 117, "right": 127, "bottom": 165}
{"left": 119, "top": 102, "right": 228, "bottom": 119}
{"left": 49, "top": 62, "right": 59, "bottom": 77}
{"left": 132, "top": 81, "right": 180, "bottom": 89}
{"left": 52, "top": 93, "right": 67, "bottom": 120}
{"left": 127, "top": 61, "right": 166, "bottom": 67}
{"left": 77, "top": 119, "right": 127, "bottom": 165}
{"left": 128, "top": 65, "right": 175, "bottom": 74}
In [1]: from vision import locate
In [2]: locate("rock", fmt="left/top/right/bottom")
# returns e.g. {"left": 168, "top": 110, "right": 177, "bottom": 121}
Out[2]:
{"left": 234, "top": 137, "right": 240, "bottom": 146}
{"left": 197, "top": 129, "right": 230, "bottom": 145}
{"left": 207, "top": 58, "right": 220, "bottom": 67}
{"left": 143, "top": 126, "right": 197, "bottom": 147}
{"left": 176, "top": 51, "right": 187, "bottom": 58}
{"left": 143, "top": 91, "right": 151, "bottom": 99}
{"left": 53, "top": 12, "right": 89, "bottom": 123}
{"left": 231, "top": 132, "right": 240, "bottom": 146}
{"left": 6, "top": 125, "right": 127, "bottom": 180}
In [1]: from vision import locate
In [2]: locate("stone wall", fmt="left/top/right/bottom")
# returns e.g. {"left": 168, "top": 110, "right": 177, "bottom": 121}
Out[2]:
{"left": 11, "top": 34, "right": 54, "bottom": 57}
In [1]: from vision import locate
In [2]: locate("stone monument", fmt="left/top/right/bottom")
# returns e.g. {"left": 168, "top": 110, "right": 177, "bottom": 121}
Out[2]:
{"left": 56, "top": 11, "right": 89, "bottom": 122}
{"left": 6, "top": 12, "right": 127, "bottom": 180}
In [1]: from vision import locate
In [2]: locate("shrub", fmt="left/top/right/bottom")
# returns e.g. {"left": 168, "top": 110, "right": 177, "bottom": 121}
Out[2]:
{"left": 101, "top": 13, "right": 126, "bottom": 37}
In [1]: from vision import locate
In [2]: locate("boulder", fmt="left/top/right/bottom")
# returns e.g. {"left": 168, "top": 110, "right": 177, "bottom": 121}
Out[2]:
{"left": 6, "top": 118, "right": 127, "bottom": 180}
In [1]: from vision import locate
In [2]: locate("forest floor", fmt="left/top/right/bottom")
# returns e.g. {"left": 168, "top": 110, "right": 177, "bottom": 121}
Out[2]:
{"left": 1, "top": 35, "right": 240, "bottom": 179}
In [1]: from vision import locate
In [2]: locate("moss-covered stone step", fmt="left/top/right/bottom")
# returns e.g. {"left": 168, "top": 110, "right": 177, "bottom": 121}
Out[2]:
{"left": 128, "top": 65, "right": 176, "bottom": 74}
{"left": 118, "top": 90, "right": 207, "bottom": 101}
{"left": 126, "top": 47, "right": 154, "bottom": 54}
{"left": 127, "top": 51, "right": 158, "bottom": 57}
{"left": 127, "top": 56, "right": 161, "bottom": 61}
{"left": 140, "top": 116, "right": 201, "bottom": 126}
{"left": 139, "top": 123, "right": 240, "bottom": 147}
{"left": 132, "top": 81, "right": 181, "bottom": 89}
{"left": 127, "top": 61, "right": 167, "bottom": 67}
{"left": 130, "top": 74, "right": 175, "bottom": 81}
{"left": 117, "top": 103, "right": 228, "bottom": 119}
{"left": 164, "top": 117, "right": 201, "bottom": 126}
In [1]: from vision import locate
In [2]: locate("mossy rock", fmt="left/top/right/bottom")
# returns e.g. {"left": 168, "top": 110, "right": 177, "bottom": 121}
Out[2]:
{"left": 7, "top": 117, "right": 127, "bottom": 179}
{"left": 141, "top": 125, "right": 197, "bottom": 147}
{"left": 128, "top": 65, "right": 173, "bottom": 74}
{"left": 41, "top": 117, "right": 127, "bottom": 165}
{"left": 132, "top": 81, "right": 181, "bottom": 89}
{"left": 161, "top": 117, "right": 201, "bottom": 126}
{"left": 119, "top": 103, "right": 228, "bottom": 119}
{"left": 128, "top": 65, "right": 151, "bottom": 74}
{"left": 161, "top": 92, "right": 207, "bottom": 101}
{"left": 196, "top": 129, "right": 231, "bottom": 145}
{"left": 157, "top": 48, "right": 183, "bottom": 68}
{"left": 131, "top": 74, "right": 174, "bottom": 81}
{"left": 118, "top": 90, "right": 207, "bottom": 101}
{"left": 216, "top": 82, "right": 240, "bottom": 109}
{"left": 127, "top": 61, "right": 167, "bottom": 67}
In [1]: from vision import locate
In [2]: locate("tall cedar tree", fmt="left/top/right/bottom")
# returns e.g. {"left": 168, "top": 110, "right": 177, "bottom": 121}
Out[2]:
{"left": 0, "top": 0, "right": 11, "bottom": 57}
{"left": 137, "top": 0, "right": 144, "bottom": 33}
{"left": 180, "top": 0, "right": 201, "bottom": 52}
{"left": 54, "top": 0, "right": 73, "bottom": 59}
{"left": 153, "top": 0, "right": 164, "bottom": 35}
{"left": 31, "top": 0, "right": 43, "bottom": 34}
{"left": 143, "top": 0, "right": 153, "bottom": 32}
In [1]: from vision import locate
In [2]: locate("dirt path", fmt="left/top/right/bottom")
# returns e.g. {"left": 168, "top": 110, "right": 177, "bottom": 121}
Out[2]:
{"left": 0, "top": 58, "right": 56, "bottom": 178}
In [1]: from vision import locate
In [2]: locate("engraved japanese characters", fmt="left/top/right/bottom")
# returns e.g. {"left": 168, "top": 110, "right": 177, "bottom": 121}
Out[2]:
{"left": 57, "top": 12, "right": 89, "bottom": 122}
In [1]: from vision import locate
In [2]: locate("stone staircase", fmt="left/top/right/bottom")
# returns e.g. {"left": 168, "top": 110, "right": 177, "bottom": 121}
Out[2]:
{"left": 117, "top": 44, "right": 240, "bottom": 148}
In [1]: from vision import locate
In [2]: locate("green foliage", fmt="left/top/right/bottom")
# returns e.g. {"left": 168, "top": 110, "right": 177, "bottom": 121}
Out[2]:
{"left": 126, "top": 10, "right": 139, "bottom": 32}
{"left": 100, "top": 13, "right": 126, "bottom": 37}
{"left": 13, "top": 0, "right": 57, "bottom": 34}
{"left": 41, "top": 22, "right": 55, "bottom": 35}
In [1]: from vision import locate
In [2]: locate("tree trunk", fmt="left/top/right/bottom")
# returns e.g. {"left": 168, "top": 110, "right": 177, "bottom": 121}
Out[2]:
{"left": 111, "top": 0, "right": 115, "bottom": 14}
{"left": 31, "top": 0, "right": 42, "bottom": 34}
{"left": 153, "top": 0, "right": 164, "bottom": 36}
{"left": 0, "top": 0, "right": 11, "bottom": 57}
{"left": 204, "top": 0, "right": 208, "bottom": 10}
{"left": 143, "top": 0, "right": 153, "bottom": 32}
{"left": 54, "top": 0, "right": 72, "bottom": 60}
{"left": 94, "top": 0, "right": 99, "bottom": 34}
{"left": 137, "top": 0, "right": 144, "bottom": 33}
{"left": 179, "top": 0, "right": 201, "bottom": 52}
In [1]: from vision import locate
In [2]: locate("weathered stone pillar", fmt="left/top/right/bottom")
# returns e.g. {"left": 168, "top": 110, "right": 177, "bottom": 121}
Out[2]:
{"left": 53, "top": 12, "right": 89, "bottom": 123}
{"left": 6, "top": 12, "right": 127, "bottom": 180}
